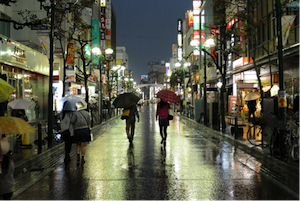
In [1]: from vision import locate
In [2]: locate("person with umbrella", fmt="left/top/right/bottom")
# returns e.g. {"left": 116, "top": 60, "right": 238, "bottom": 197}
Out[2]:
{"left": 156, "top": 99, "right": 171, "bottom": 144}
{"left": 59, "top": 101, "right": 75, "bottom": 166}
{"left": 0, "top": 128, "right": 15, "bottom": 200}
{"left": 125, "top": 105, "right": 140, "bottom": 144}
{"left": 70, "top": 108, "right": 91, "bottom": 165}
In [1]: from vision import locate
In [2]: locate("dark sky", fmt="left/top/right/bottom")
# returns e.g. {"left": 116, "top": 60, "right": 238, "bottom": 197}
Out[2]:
{"left": 112, "top": 0, "right": 192, "bottom": 82}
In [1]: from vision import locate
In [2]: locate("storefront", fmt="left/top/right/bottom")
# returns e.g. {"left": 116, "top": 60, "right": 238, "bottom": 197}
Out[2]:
{"left": 0, "top": 35, "right": 49, "bottom": 121}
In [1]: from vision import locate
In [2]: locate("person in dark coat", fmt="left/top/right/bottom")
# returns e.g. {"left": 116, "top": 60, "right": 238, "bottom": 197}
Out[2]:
{"left": 125, "top": 105, "right": 140, "bottom": 143}
{"left": 247, "top": 100, "right": 256, "bottom": 123}
{"left": 293, "top": 95, "right": 299, "bottom": 114}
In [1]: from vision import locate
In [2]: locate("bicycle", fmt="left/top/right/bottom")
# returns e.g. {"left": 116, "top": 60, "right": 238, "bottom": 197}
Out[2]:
{"left": 247, "top": 111, "right": 281, "bottom": 156}
{"left": 282, "top": 112, "right": 299, "bottom": 161}
{"left": 247, "top": 117, "right": 263, "bottom": 146}
{"left": 44, "top": 113, "right": 61, "bottom": 141}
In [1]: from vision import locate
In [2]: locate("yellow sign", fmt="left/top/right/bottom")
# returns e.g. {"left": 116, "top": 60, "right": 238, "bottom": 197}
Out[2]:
{"left": 278, "top": 97, "right": 287, "bottom": 107}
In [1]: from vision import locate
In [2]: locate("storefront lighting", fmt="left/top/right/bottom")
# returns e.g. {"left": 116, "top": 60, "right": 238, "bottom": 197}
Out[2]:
{"left": 217, "top": 81, "right": 223, "bottom": 88}
{"left": 105, "top": 48, "right": 113, "bottom": 55}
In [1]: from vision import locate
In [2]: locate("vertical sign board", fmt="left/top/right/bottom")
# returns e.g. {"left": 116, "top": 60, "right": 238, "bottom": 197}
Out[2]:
{"left": 100, "top": 7, "right": 106, "bottom": 50}
{"left": 105, "top": 3, "right": 111, "bottom": 41}
{"left": 92, "top": 19, "right": 100, "bottom": 65}
{"left": 177, "top": 19, "right": 183, "bottom": 61}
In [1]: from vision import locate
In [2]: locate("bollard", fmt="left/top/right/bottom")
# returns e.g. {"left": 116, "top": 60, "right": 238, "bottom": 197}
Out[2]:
{"left": 38, "top": 122, "right": 42, "bottom": 154}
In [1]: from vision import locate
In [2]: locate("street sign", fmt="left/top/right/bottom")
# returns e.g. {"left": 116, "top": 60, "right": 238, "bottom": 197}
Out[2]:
{"left": 284, "top": 1, "right": 299, "bottom": 8}
{"left": 31, "top": 24, "right": 50, "bottom": 30}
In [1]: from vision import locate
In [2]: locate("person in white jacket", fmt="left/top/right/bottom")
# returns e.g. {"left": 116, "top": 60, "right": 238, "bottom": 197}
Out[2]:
{"left": 71, "top": 109, "right": 91, "bottom": 165}
{"left": 60, "top": 101, "right": 75, "bottom": 166}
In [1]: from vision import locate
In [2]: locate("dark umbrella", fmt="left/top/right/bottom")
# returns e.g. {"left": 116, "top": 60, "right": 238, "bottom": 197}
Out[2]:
{"left": 156, "top": 90, "right": 180, "bottom": 103}
{"left": 113, "top": 93, "right": 140, "bottom": 108}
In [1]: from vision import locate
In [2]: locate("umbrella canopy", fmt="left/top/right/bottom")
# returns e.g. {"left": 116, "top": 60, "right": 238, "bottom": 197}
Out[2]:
{"left": 62, "top": 101, "right": 77, "bottom": 111}
{"left": 0, "top": 78, "right": 15, "bottom": 103}
{"left": 59, "top": 95, "right": 87, "bottom": 111}
{"left": 113, "top": 93, "right": 140, "bottom": 108}
{"left": 89, "top": 98, "right": 97, "bottom": 104}
{"left": 245, "top": 91, "right": 260, "bottom": 101}
{"left": 8, "top": 99, "right": 31, "bottom": 109}
{"left": 0, "top": 117, "right": 36, "bottom": 135}
{"left": 156, "top": 90, "right": 180, "bottom": 103}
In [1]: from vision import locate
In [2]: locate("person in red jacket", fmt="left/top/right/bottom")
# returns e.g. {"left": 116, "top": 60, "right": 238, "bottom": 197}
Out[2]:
{"left": 156, "top": 99, "right": 170, "bottom": 144}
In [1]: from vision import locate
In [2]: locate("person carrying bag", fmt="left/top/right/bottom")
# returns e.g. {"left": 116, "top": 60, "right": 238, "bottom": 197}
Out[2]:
{"left": 59, "top": 101, "right": 75, "bottom": 166}
{"left": 71, "top": 109, "right": 91, "bottom": 165}
{"left": 156, "top": 99, "right": 171, "bottom": 144}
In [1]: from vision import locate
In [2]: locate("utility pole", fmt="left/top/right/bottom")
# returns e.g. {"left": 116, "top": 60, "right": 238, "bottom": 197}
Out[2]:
{"left": 275, "top": 0, "right": 286, "bottom": 128}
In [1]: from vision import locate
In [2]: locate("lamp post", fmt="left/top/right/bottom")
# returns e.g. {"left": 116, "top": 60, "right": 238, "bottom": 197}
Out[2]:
{"left": 104, "top": 48, "right": 114, "bottom": 117}
{"left": 92, "top": 47, "right": 103, "bottom": 123}
{"left": 38, "top": 0, "right": 55, "bottom": 147}
{"left": 190, "top": 38, "right": 215, "bottom": 126}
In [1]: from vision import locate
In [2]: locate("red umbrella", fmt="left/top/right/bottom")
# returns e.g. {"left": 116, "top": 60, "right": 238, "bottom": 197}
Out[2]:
{"left": 156, "top": 90, "right": 180, "bottom": 103}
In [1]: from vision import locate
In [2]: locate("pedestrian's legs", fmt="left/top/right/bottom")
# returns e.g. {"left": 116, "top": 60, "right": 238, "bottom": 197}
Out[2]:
{"left": 64, "top": 135, "right": 73, "bottom": 163}
{"left": 76, "top": 142, "right": 81, "bottom": 163}
{"left": 159, "top": 124, "right": 164, "bottom": 143}
{"left": 126, "top": 120, "right": 132, "bottom": 143}
{"left": 131, "top": 121, "right": 135, "bottom": 140}
{"left": 163, "top": 126, "right": 167, "bottom": 141}
{"left": 81, "top": 142, "right": 86, "bottom": 164}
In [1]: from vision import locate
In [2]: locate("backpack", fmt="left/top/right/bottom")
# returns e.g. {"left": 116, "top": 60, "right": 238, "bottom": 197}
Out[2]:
{"left": 121, "top": 109, "right": 130, "bottom": 120}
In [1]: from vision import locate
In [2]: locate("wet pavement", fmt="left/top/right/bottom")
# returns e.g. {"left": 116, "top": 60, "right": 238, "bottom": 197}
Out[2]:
{"left": 12, "top": 105, "right": 299, "bottom": 200}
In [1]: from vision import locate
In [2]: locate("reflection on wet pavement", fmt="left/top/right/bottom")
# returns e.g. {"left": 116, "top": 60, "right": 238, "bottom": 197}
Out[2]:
{"left": 13, "top": 105, "right": 299, "bottom": 200}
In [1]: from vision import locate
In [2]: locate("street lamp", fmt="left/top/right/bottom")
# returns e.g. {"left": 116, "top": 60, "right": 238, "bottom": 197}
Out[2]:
{"left": 104, "top": 48, "right": 114, "bottom": 117}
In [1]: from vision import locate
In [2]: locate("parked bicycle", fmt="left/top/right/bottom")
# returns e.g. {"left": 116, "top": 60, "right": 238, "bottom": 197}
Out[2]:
{"left": 282, "top": 112, "right": 299, "bottom": 161}
{"left": 246, "top": 112, "right": 282, "bottom": 158}
{"left": 44, "top": 113, "right": 61, "bottom": 141}
{"left": 247, "top": 117, "right": 263, "bottom": 147}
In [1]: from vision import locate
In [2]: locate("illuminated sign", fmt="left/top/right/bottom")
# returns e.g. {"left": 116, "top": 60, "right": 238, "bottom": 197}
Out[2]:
{"left": 177, "top": 19, "right": 182, "bottom": 32}
{"left": 188, "top": 11, "right": 193, "bottom": 28}
{"left": 100, "top": 0, "right": 106, "bottom": 7}
{"left": 177, "top": 34, "right": 182, "bottom": 47}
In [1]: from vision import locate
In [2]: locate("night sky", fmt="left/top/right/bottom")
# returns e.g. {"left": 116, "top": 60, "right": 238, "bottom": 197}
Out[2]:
{"left": 113, "top": 0, "right": 193, "bottom": 82}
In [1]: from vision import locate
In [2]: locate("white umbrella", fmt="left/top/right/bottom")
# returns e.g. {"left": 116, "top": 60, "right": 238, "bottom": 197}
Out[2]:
{"left": 245, "top": 92, "right": 260, "bottom": 101}
{"left": 89, "top": 98, "right": 97, "bottom": 104}
{"left": 59, "top": 95, "right": 87, "bottom": 111}
{"left": 8, "top": 99, "right": 31, "bottom": 109}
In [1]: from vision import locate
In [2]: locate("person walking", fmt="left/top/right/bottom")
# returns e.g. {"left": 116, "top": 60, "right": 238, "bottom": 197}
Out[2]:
{"left": 247, "top": 100, "right": 256, "bottom": 123}
{"left": 293, "top": 95, "right": 299, "bottom": 114}
{"left": 0, "top": 128, "right": 14, "bottom": 200}
{"left": 126, "top": 105, "right": 140, "bottom": 143}
{"left": 71, "top": 109, "right": 91, "bottom": 165}
{"left": 156, "top": 99, "right": 171, "bottom": 144}
{"left": 59, "top": 101, "right": 75, "bottom": 166}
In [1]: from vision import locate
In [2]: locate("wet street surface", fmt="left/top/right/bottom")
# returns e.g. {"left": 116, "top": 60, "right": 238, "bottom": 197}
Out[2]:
{"left": 13, "top": 105, "right": 299, "bottom": 200}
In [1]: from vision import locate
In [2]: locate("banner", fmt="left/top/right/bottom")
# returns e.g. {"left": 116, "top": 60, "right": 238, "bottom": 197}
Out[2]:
{"left": 37, "top": 34, "right": 50, "bottom": 58}
{"left": 66, "top": 41, "right": 75, "bottom": 66}
{"left": 282, "top": 15, "right": 296, "bottom": 46}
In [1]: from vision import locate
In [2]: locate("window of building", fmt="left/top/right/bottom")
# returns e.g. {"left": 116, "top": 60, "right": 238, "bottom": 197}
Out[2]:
{"left": 0, "top": 12, "right": 10, "bottom": 37}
